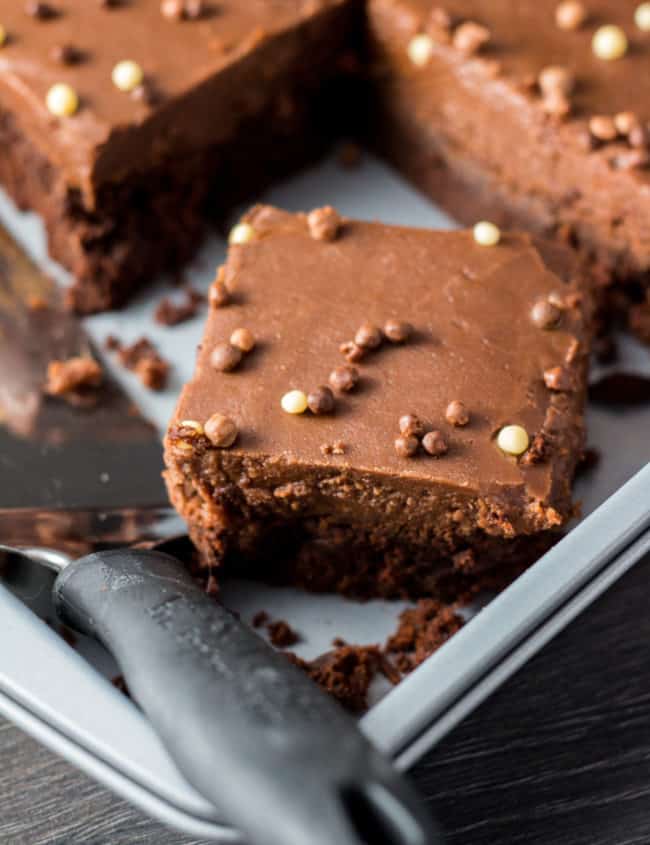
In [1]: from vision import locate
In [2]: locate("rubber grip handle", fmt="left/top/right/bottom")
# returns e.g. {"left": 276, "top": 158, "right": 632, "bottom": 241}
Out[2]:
{"left": 53, "top": 549, "right": 443, "bottom": 845}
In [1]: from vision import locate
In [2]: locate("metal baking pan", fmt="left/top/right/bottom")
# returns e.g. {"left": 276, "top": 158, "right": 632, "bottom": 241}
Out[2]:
{"left": 1, "top": 153, "right": 649, "bottom": 841}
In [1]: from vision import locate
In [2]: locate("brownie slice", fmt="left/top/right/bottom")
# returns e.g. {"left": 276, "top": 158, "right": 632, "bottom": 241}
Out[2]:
{"left": 164, "top": 205, "right": 591, "bottom": 600}
{"left": 365, "top": 0, "right": 650, "bottom": 330}
{"left": 0, "top": 0, "right": 359, "bottom": 312}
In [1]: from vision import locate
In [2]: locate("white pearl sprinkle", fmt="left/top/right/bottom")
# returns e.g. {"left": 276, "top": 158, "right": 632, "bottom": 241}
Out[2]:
{"left": 407, "top": 34, "right": 434, "bottom": 67}
{"left": 497, "top": 425, "right": 530, "bottom": 456}
{"left": 473, "top": 221, "right": 501, "bottom": 246}
{"left": 281, "top": 390, "right": 308, "bottom": 415}
{"left": 635, "top": 3, "right": 650, "bottom": 31}
{"left": 228, "top": 222, "right": 255, "bottom": 245}
{"left": 46, "top": 83, "right": 79, "bottom": 117}
{"left": 112, "top": 60, "right": 144, "bottom": 92}
{"left": 592, "top": 25, "right": 628, "bottom": 60}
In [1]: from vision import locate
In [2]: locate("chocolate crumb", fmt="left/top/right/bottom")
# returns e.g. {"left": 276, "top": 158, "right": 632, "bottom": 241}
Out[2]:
{"left": 384, "top": 599, "right": 464, "bottom": 674}
{"left": 25, "top": 2, "right": 59, "bottom": 20}
{"left": 288, "top": 645, "right": 389, "bottom": 713}
{"left": 320, "top": 440, "right": 346, "bottom": 456}
{"left": 50, "top": 44, "right": 83, "bottom": 64}
{"left": 44, "top": 356, "right": 103, "bottom": 398}
{"left": 154, "top": 286, "right": 203, "bottom": 326}
{"left": 577, "top": 446, "right": 600, "bottom": 475}
{"left": 520, "top": 432, "right": 547, "bottom": 465}
{"left": 267, "top": 619, "right": 300, "bottom": 648}
{"left": 544, "top": 365, "right": 575, "bottom": 391}
{"left": 111, "top": 336, "right": 170, "bottom": 391}
{"left": 252, "top": 610, "right": 270, "bottom": 629}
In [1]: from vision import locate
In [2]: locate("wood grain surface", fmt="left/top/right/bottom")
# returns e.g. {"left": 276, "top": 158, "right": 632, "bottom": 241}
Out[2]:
{"left": 2, "top": 551, "right": 650, "bottom": 844}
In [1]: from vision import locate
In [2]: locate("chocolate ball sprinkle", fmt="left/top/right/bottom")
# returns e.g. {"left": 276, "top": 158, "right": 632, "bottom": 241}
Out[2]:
{"left": 307, "top": 206, "right": 342, "bottom": 242}
{"left": 422, "top": 430, "right": 448, "bottom": 457}
{"left": 384, "top": 319, "right": 413, "bottom": 343}
{"left": 204, "top": 413, "right": 238, "bottom": 448}
{"left": 555, "top": 1, "right": 587, "bottom": 30}
{"left": 445, "top": 400, "right": 469, "bottom": 427}
{"left": 329, "top": 364, "right": 359, "bottom": 393}
{"left": 394, "top": 435, "right": 419, "bottom": 458}
{"left": 230, "top": 327, "right": 255, "bottom": 353}
{"left": 340, "top": 341, "right": 366, "bottom": 363}
{"left": 399, "top": 413, "right": 425, "bottom": 437}
{"left": 354, "top": 322, "right": 383, "bottom": 349}
{"left": 307, "top": 385, "right": 335, "bottom": 415}
{"left": 210, "top": 342, "right": 243, "bottom": 372}
{"left": 531, "top": 299, "right": 561, "bottom": 329}
{"left": 50, "top": 44, "right": 83, "bottom": 64}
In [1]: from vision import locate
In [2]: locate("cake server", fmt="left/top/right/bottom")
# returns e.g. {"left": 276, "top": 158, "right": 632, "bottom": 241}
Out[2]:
{"left": 0, "top": 223, "right": 441, "bottom": 844}
{"left": 1, "top": 541, "right": 441, "bottom": 845}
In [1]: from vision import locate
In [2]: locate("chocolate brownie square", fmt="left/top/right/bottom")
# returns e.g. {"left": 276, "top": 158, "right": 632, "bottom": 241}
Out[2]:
{"left": 164, "top": 205, "right": 592, "bottom": 599}
{"left": 0, "top": 0, "right": 359, "bottom": 312}
{"left": 365, "top": 0, "right": 650, "bottom": 329}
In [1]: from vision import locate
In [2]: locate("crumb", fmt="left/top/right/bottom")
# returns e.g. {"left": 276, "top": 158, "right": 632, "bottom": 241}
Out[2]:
{"left": 205, "top": 573, "right": 219, "bottom": 596}
{"left": 44, "top": 356, "right": 103, "bottom": 402}
{"left": 576, "top": 446, "right": 600, "bottom": 475}
{"left": 287, "top": 645, "right": 390, "bottom": 713}
{"left": 109, "top": 336, "right": 170, "bottom": 391}
{"left": 252, "top": 610, "right": 270, "bottom": 629}
{"left": 267, "top": 619, "right": 300, "bottom": 648}
{"left": 384, "top": 599, "right": 464, "bottom": 674}
{"left": 154, "top": 285, "right": 204, "bottom": 326}
{"left": 337, "top": 141, "right": 363, "bottom": 169}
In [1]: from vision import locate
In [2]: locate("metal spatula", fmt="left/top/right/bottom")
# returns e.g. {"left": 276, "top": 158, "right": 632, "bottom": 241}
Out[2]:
{"left": 0, "top": 223, "right": 443, "bottom": 844}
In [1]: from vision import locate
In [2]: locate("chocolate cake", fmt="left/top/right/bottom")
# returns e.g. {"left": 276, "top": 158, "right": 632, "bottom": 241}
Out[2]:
{"left": 0, "top": 0, "right": 359, "bottom": 312}
{"left": 365, "top": 0, "right": 650, "bottom": 330}
{"left": 164, "top": 205, "right": 592, "bottom": 599}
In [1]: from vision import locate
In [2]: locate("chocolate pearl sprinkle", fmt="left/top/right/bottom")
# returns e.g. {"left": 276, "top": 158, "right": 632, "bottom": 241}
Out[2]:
{"left": 307, "top": 385, "right": 335, "bottom": 415}
{"left": 394, "top": 435, "right": 419, "bottom": 458}
{"left": 230, "top": 327, "right": 255, "bottom": 353}
{"left": 422, "top": 430, "right": 448, "bottom": 457}
{"left": 50, "top": 44, "right": 83, "bottom": 65}
{"left": 354, "top": 322, "right": 383, "bottom": 349}
{"left": 445, "top": 400, "right": 469, "bottom": 427}
{"left": 399, "top": 413, "right": 425, "bottom": 438}
{"left": 340, "top": 341, "right": 366, "bottom": 363}
{"left": 204, "top": 413, "right": 238, "bottom": 448}
{"left": 329, "top": 364, "right": 359, "bottom": 393}
{"left": 384, "top": 319, "right": 413, "bottom": 343}
{"left": 531, "top": 299, "right": 561, "bottom": 329}
{"left": 210, "top": 342, "right": 242, "bottom": 372}
{"left": 589, "top": 115, "right": 617, "bottom": 142}
{"left": 25, "top": 1, "right": 58, "bottom": 19}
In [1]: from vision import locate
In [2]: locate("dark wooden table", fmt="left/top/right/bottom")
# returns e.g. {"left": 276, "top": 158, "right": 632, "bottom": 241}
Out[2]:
{"left": 3, "top": 551, "right": 650, "bottom": 845}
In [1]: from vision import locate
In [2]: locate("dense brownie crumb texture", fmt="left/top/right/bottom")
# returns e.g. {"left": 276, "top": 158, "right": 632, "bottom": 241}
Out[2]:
{"left": 165, "top": 205, "right": 592, "bottom": 601}
{"left": 0, "top": 0, "right": 360, "bottom": 311}
{"left": 365, "top": 0, "right": 650, "bottom": 339}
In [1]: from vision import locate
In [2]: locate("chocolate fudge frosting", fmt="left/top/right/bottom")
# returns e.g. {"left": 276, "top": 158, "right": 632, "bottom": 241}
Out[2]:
{"left": 174, "top": 206, "right": 586, "bottom": 504}
{"left": 0, "top": 0, "right": 352, "bottom": 206}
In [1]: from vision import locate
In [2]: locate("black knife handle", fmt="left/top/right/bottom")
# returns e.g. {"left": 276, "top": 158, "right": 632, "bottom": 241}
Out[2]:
{"left": 53, "top": 549, "right": 442, "bottom": 845}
